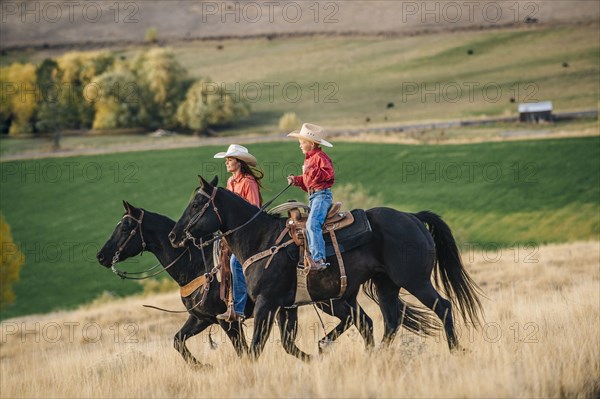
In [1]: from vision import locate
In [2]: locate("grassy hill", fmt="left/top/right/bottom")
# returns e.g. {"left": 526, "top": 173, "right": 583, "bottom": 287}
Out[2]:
{"left": 1, "top": 136, "right": 598, "bottom": 320}
{"left": 2, "top": 1, "right": 598, "bottom": 48}
{"left": 1, "top": 242, "right": 598, "bottom": 397}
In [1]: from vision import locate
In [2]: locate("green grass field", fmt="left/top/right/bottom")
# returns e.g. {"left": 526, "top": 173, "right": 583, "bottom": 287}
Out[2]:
{"left": 1, "top": 136, "right": 598, "bottom": 320}
{"left": 2, "top": 24, "right": 598, "bottom": 134}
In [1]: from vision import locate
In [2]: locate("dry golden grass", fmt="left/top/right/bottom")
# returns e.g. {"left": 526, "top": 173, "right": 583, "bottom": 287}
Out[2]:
{"left": 1, "top": 242, "right": 598, "bottom": 398}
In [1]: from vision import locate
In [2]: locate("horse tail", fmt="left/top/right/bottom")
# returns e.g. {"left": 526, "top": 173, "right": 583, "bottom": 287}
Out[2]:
{"left": 362, "top": 279, "right": 438, "bottom": 336}
{"left": 414, "top": 211, "right": 485, "bottom": 327}
{"left": 362, "top": 279, "right": 380, "bottom": 305}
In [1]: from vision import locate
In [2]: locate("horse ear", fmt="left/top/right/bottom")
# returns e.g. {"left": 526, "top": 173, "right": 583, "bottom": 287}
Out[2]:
{"left": 209, "top": 175, "right": 218, "bottom": 186}
{"left": 122, "top": 200, "right": 131, "bottom": 214}
{"left": 198, "top": 175, "right": 210, "bottom": 189}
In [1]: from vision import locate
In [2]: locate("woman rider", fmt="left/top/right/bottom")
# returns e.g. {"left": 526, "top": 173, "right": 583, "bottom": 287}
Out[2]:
{"left": 213, "top": 144, "right": 263, "bottom": 322}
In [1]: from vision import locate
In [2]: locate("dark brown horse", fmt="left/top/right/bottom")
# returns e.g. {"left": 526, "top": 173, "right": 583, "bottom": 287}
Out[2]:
{"left": 169, "top": 176, "right": 483, "bottom": 359}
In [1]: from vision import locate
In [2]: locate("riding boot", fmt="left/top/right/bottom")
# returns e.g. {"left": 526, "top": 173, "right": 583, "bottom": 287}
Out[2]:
{"left": 217, "top": 302, "right": 245, "bottom": 323}
{"left": 306, "top": 254, "right": 329, "bottom": 272}
{"left": 216, "top": 305, "right": 245, "bottom": 322}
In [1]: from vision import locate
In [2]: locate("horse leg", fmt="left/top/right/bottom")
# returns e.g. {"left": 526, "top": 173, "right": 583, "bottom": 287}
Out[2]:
{"left": 405, "top": 281, "right": 458, "bottom": 351}
{"left": 174, "top": 315, "right": 213, "bottom": 367}
{"left": 345, "top": 297, "right": 375, "bottom": 350}
{"left": 217, "top": 319, "right": 249, "bottom": 357}
{"left": 315, "top": 301, "right": 352, "bottom": 352}
{"left": 371, "top": 276, "right": 402, "bottom": 346}
{"left": 317, "top": 299, "right": 375, "bottom": 353}
{"left": 277, "top": 308, "right": 311, "bottom": 362}
{"left": 249, "top": 296, "right": 277, "bottom": 360}
{"left": 317, "top": 299, "right": 374, "bottom": 352}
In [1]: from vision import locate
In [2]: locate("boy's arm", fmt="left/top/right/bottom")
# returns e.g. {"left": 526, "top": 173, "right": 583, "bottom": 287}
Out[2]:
{"left": 292, "top": 175, "right": 308, "bottom": 192}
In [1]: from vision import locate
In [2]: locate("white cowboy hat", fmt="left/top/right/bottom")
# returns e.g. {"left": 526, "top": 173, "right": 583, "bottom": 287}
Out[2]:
{"left": 287, "top": 123, "right": 333, "bottom": 147}
{"left": 213, "top": 144, "right": 257, "bottom": 166}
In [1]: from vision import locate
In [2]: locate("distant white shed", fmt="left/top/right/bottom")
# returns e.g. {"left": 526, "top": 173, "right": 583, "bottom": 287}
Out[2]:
{"left": 518, "top": 101, "right": 553, "bottom": 123}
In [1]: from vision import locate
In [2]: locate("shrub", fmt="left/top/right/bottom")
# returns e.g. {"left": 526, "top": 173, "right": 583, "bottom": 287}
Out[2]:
{"left": 278, "top": 112, "right": 301, "bottom": 132}
{"left": 145, "top": 27, "right": 158, "bottom": 44}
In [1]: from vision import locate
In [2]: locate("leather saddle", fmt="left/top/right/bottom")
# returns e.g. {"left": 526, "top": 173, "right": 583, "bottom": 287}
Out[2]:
{"left": 286, "top": 202, "right": 354, "bottom": 248}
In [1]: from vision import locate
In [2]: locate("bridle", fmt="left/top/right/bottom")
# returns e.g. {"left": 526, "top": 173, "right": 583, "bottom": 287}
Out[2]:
{"left": 183, "top": 186, "right": 223, "bottom": 248}
{"left": 112, "top": 210, "right": 147, "bottom": 266}
{"left": 110, "top": 210, "right": 189, "bottom": 280}
{"left": 106, "top": 209, "right": 219, "bottom": 314}
{"left": 181, "top": 183, "right": 293, "bottom": 250}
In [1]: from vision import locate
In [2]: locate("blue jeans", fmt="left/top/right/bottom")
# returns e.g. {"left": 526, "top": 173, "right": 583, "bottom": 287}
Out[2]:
{"left": 230, "top": 254, "right": 247, "bottom": 315}
{"left": 306, "top": 188, "right": 333, "bottom": 262}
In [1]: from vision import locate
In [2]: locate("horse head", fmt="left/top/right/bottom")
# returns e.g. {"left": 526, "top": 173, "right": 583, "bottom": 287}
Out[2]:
{"left": 97, "top": 201, "right": 147, "bottom": 267}
{"left": 169, "top": 175, "right": 220, "bottom": 248}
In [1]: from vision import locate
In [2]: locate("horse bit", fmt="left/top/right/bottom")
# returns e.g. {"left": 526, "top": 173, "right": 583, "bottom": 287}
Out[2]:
{"left": 110, "top": 210, "right": 189, "bottom": 280}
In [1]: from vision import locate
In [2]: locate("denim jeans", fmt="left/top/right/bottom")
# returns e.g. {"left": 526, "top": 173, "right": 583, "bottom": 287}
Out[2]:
{"left": 306, "top": 188, "right": 333, "bottom": 262}
{"left": 230, "top": 254, "right": 247, "bottom": 315}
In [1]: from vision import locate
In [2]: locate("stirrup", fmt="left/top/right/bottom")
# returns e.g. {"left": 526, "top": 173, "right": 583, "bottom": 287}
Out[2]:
{"left": 216, "top": 305, "right": 245, "bottom": 322}
{"left": 309, "top": 259, "right": 329, "bottom": 272}
{"left": 217, "top": 311, "right": 245, "bottom": 323}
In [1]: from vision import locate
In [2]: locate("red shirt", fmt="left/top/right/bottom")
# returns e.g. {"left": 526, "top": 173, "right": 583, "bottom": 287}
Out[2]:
{"left": 227, "top": 173, "right": 261, "bottom": 207}
{"left": 292, "top": 148, "right": 335, "bottom": 193}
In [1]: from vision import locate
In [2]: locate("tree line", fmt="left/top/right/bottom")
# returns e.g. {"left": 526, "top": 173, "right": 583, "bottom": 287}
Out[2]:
{"left": 0, "top": 48, "right": 250, "bottom": 136}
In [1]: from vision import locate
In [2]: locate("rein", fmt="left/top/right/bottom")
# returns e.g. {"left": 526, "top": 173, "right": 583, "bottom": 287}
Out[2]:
{"left": 110, "top": 210, "right": 191, "bottom": 280}
{"left": 183, "top": 183, "right": 293, "bottom": 250}
{"left": 111, "top": 247, "right": 190, "bottom": 280}
{"left": 108, "top": 213, "right": 219, "bottom": 313}
{"left": 143, "top": 237, "right": 222, "bottom": 314}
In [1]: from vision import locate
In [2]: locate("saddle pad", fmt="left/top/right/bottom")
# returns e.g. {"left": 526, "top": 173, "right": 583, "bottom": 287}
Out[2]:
{"left": 283, "top": 209, "right": 372, "bottom": 261}
{"left": 324, "top": 209, "right": 372, "bottom": 257}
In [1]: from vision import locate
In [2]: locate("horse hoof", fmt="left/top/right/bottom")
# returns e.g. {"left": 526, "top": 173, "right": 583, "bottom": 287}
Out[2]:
{"left": 450, "top": 344, "right": 469, "bottom": 354}
{"left": 189, "top": 361, "right": 213, "bottom": 371}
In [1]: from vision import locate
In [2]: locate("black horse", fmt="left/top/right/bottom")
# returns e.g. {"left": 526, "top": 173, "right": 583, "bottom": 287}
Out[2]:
{"left": 169, "top": 176, "right": 481, "bottom": 359}
{"left": 97, "top": 201, "right": 412, "bottom": 364}
{"left": 97, "top": 201, "right": 249, "bottom": 366}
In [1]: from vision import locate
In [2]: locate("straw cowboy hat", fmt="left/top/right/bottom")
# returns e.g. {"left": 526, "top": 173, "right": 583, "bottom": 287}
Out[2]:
{"left": 287, "top": 123, "right": 333, "bottom": 147}
{"left": 213, "top": 144, "right": 257, "bottom": 166}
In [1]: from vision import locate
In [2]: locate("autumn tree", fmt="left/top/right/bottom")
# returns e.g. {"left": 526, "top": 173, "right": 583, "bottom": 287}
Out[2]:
{"left": 0, "top": 214, "right": 24, "bottom": 309}
{"left": 176, "top": 79, "right": 250, "bottom": 134}
{"left": 1, "top": 63, "right": 37, "bottom": 135}
{"left": 35, "top": 59, "right": 71, "bottom": 147}
{"left": 129, "top": 48, "right": 192, "bottom": 129}
{"left": 55, "top": 51, "right": 115, "bottom": 129}
{"left": 90, "top": 64, "right": 142, "bottom": 130}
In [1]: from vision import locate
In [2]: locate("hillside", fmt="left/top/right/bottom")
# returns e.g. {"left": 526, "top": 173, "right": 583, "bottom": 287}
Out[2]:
{"left": 2, "top": 24, "right": 599, "bottom": 135}
{"left": 1, "top": 1, "right": 599, "bottom": 49}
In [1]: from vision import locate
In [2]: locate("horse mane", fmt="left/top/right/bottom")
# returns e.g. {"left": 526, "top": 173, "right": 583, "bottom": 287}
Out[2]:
{"left": 216, "top": 186, "right": 287, "bottom": 228}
